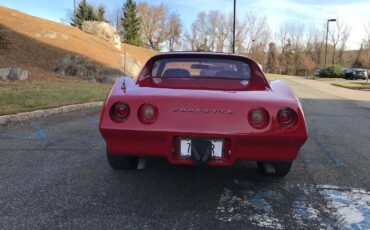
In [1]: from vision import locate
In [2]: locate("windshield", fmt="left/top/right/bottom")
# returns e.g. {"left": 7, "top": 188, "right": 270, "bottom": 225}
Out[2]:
{"left": 151, "top": 58, "right": 252, "bottom": 80}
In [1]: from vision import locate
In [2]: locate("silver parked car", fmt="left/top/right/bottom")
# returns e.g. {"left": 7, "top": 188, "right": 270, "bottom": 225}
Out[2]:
{"left": 344, "top": 68, "right": 368, "bottom": 80}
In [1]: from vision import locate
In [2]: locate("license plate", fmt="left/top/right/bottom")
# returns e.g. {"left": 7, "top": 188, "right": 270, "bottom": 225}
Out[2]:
{"left": 179, "top": 138, "right": 224, "bottom": 158}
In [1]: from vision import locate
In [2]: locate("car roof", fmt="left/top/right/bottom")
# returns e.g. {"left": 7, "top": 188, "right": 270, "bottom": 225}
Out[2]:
{"left": 350, "top": 68, "right": 367, "bottom": 71}
{"left": 156, "top": 51, "right": 250, "bottom": 59}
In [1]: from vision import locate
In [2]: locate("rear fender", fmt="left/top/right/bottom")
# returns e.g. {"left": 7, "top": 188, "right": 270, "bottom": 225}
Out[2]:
{"left": 271, "top": 80, "right": 308, "bottom": 136}
{"left": 99, "top": 76, "right": 135, "bottom": 131}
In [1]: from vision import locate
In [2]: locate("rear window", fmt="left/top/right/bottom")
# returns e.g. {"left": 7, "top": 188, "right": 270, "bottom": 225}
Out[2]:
{"left": 151, "top": 58, "right": 252, "bottom": 80}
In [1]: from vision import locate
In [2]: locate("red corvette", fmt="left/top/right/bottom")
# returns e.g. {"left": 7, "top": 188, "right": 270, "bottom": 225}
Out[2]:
{"left": 99, "top": 52, "right": 308, "bottom": 177}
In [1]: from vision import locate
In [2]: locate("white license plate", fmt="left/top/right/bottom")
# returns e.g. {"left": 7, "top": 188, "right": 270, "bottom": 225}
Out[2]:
{"left": 179, "top": 138, "right": 224, "bottom": 158}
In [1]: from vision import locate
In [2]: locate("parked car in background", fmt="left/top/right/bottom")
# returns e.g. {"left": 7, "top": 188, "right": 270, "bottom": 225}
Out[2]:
{"left": 344, "top": 68, "right": 368, "bottom": 80}
{"left": 314, "top": 69, "right": 320, "bottom": 76}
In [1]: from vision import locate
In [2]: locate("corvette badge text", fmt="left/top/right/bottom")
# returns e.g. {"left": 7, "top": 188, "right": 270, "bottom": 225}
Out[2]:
{"left": 173, "top": 108, "right": 234, "bottom": 114}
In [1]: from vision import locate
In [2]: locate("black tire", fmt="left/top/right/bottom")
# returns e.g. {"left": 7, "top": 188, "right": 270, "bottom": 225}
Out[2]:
{"left": 273, "top": 162, "right": 292, "bottom": 177}
{"left": 257, "top": 162, "right": 265, "bottom": 174}
{"left": 257, "top": 161, "right": 292, "bottom": 178}
{"left": 107, "top": 152, "right": 139, "bottom": 170}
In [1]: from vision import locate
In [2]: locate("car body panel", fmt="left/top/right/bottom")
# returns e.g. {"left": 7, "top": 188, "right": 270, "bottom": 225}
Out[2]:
{"left": 99, "top": 52, "right": 308, "bottom": 166}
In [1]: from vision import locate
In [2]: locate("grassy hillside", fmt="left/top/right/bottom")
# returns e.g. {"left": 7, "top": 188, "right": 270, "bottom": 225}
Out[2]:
{"left": 0, "top": 6, "right": 157, "bottom": 115}
{"left": 0, "top": 6, "right": 157, "bottom": 79}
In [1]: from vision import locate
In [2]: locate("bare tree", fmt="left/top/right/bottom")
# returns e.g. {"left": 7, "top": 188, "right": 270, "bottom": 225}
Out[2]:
{"left": 297, "top": 53, "right": 316, "bottom": 76}
{"left": 183, "top": 24, "right": 198, "bottom": 51}
{"left": 184, "top": 11, "right": 225, "bottom": 52}
{"left": 207, "top": 11, "right": 222, "bottom": 51}
{"left": 276, "top": 24, "right": 289, "bottom": 53}
{"left": 328, "top": 20, "right": 351, "bottom": 65}
{"left": 212, "top": 12, "right": 228, "bottom": 52}
{"left": 276, "top": 22, "right": 305, "bottom": 74}
{"left": 353, "top": 43, "right": 364, "bottom": 68}
{"left": 137, "top": 2, "right": 169, "bottom": 50}
{"left": 167, "top": 13, "right": 182, "bottom": 51}
{"left": 193, "top": 11, "right": 211, "bottom": 50}
{"left": 361, "top": 21, "right": 370, "bottom": 68}
{"left": 183, "top": 11, "right": 269, "bottom": 56}
{"left": 266, "top": 42, "right": 279, "bottom": 73}
{"left": 245, "top": 13, "right": 270, "bottom": 53}
{"left": 109, "top": 6, "right": 123, "bottom": 34}
{"left": 300, "top": 26, "right": 326, "bottom": 67}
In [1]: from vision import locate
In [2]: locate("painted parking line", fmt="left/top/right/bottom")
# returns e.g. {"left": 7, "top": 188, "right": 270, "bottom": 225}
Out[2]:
{"left": 215, "top": 184, "right": 370, "bottom": 229}
{"left": 318, "top": 185, "right": 370, "bottom": 230}
{"left": 30, "top": 122, "right": 48, "bottom": 140}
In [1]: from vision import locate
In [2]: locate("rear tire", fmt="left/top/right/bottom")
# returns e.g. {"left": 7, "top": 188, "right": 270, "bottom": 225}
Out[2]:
{"left": 257, "top": 161, "right": 292, "bottom": 178}
{"left": 107, "top": 152, "right": 139, "bottom": 170}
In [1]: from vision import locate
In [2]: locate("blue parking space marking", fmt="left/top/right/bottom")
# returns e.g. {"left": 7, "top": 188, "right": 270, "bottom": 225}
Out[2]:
{"left": 250, "top": 191, "right": 283, "bottom": 213}
{"left": 354, "top": 206, "right": 370, "bottom": 230}
{"left": 30, "top": 122, "right": 48, "bottom": 140}
{"left": 293, "top": 200, "right": 310, "bottom": 220}
{"left": 216, "top": 184, "right": 370, "bottom": 229}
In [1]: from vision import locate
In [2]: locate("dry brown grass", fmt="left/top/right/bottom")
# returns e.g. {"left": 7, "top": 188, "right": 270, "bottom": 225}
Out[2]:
{"left": 0, "top": 6, "right": 157, "bottom": 80}
{"left": 0, "top": 6, "right": 158, "bottom": 115}
{"left": 122, "top": 43, "right": 158, "bottom": 65}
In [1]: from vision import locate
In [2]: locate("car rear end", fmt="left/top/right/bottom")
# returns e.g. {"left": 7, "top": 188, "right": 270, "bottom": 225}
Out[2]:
{"left": 100, "top": 53, "right": 308, "bottom": 171}
{"left": 100, "top": 89, "right": 307, "bottom": 167}
{"left": 354, "top": 69, "right": 367, "bottom": 80}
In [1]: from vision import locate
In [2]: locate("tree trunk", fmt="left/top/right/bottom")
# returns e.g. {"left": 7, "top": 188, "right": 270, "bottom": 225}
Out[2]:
{"left": 332, "top": 45, "right": 336, "bottom": 65}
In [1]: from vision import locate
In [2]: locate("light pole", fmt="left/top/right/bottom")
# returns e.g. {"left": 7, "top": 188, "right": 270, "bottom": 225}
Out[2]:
{"left": 232, "top": 0, "right": 236, "bottom": 54}
{"left": 324, "top": 18, "right": 336, "bottom": 67}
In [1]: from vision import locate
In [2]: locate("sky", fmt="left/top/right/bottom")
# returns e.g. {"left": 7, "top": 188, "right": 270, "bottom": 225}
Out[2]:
{"left": 1, "top": 0, "right": 370, "bottom": 49}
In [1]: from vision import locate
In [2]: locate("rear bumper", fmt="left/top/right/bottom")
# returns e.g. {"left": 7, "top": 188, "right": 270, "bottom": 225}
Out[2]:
{"left": 100, "top": 129, "right": 307, "bottom": 166}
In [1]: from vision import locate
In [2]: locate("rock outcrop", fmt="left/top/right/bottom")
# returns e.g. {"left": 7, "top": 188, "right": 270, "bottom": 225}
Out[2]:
{"left": 0, "top": 67, "right": 30, "bottom": 80}
{"left": 120, "top": 54, "right": 142, "bottom": 78}
{"left": 34, "top": 30, "right": 69, "bottom": 40}
{"left": 82, "top": 21, "right": 121, "bottom": 50}
{"left": 54, "top": 54, "right": 123, "bottom": 82}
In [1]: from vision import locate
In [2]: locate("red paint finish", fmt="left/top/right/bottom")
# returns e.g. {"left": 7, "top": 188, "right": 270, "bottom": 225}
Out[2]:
{"left": 99, "top": 52, "right": 308, "bottom": 166}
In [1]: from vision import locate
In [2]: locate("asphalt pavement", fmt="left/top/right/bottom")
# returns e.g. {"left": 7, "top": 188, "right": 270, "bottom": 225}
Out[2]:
{"left": 0, "top": 78, "right": 369, "bottom": 230}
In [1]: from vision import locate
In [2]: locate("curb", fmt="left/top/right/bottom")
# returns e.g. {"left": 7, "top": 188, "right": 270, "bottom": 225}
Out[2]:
{"left": 0, "top": 101, "right": 104, "bottom": 126}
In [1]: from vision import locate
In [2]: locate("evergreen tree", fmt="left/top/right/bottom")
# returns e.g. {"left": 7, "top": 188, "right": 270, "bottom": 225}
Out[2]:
{"left": 71, "top": 0, "right": 107, "bottom": 28}
{"left": 96, "top": 5, "right": 107, "bottom": 22}
{"left": 71, "top": 0, "right": 89, "bottom": 28}
{"left": 86, "top": 4, "right": 96, "bottom": 21}
{"left": 121, "top": 0, "right": 141, "bottom": 46}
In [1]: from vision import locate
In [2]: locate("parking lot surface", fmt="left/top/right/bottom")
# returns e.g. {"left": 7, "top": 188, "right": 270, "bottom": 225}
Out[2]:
{"left": 1, "top": 78, "right": 369, "bottom": 229}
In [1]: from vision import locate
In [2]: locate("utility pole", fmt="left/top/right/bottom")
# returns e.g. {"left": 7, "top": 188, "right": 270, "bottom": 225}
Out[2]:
{"left": 232, "top": 0, "right": 236, "bottom": 54}
{"left": 324, "top": 18, "right": 336, "bottom": 67}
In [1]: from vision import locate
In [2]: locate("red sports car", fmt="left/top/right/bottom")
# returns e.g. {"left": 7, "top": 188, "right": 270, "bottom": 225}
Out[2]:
{"left": 99, "top": 52, "right": 308, "bottom": 177}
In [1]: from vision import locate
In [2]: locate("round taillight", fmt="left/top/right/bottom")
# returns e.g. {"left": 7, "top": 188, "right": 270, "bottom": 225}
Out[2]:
{"left": 277, "top": 108, "right": 297, "bottom": 128}
{"left": 248, "top": 107, "right": 270, "bottom": 129}
{"left": 138, "top": 103, "right": 158, "bottom": 124}
{"left": 110, "top": 102, "right": 130, "bottom": 122}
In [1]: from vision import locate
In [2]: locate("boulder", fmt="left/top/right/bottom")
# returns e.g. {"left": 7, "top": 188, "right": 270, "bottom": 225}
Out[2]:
{"left": 82, "top": 21, "right": 121, "bottom": 50}
{"left": 0, "top": 67, "right": 30, "bottom": 81}
{"left": 120, "top": 54, "right": 142, "bottom": 77}
{"left": 54, "top": 54, "right": 123, "bottom": 79}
